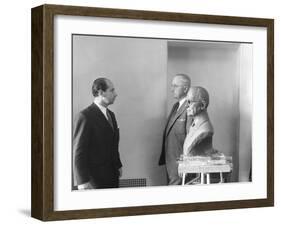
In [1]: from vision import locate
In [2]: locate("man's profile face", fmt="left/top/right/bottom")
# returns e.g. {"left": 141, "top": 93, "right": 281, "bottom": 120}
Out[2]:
{"left": 101, "top": 80, "right": 117, "bottom": 106}
{"left": 171, "top": 76, "right": 189, "bottom": 100}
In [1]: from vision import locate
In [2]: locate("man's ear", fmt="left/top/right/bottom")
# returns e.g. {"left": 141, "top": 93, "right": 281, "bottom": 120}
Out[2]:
{"left": 201, "top": 101, "right": 207, "bottom": 110}
{"left": 98, "top": 90, "right": 104, "bottom": 97}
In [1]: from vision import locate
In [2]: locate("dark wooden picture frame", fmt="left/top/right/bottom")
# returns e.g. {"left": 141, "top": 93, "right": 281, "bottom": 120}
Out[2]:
{"left": 31, "top": 4, "right": 274, "bottom": 221}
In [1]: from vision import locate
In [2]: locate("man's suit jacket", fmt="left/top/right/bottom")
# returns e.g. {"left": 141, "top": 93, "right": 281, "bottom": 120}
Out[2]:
{"left": 73, "top": 103, "right": 122, "bottom": 188}
{"left": 159, "top": 100, "right": 192, "bottom": 165}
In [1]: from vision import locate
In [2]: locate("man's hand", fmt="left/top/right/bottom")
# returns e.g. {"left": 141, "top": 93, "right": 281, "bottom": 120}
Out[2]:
{"left": 118, "top": 167, "right": 123, "bottom": 178}
{"left": 77, "top": 182, "right": 93, "bottom": 190}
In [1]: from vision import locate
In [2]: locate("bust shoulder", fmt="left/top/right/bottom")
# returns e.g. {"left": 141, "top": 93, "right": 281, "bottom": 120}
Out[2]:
{"left": 200, "top": 120, "right": 214, "bottom": 135}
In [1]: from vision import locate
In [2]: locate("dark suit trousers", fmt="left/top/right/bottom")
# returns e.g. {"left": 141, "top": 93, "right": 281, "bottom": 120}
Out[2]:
{"left": 90, "top": 163, "right": 119, "bottom": 189}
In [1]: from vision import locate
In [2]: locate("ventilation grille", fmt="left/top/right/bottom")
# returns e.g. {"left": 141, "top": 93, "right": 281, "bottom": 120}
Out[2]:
{"left": 119, "top": 178, "right": 147, "bottom": 187}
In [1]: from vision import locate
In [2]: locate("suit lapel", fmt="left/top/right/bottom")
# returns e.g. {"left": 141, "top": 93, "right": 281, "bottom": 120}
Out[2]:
{"left": 174, "top": 100, "right": 188, "bottom": 119}
{"left": 107, "top": 109, "right": 118, "bottom": 132}
{"left": 165, "top": 100, "right": 188, "bottom": 136}
{"left": 90, "top": 103, "right": 115, "bottom": 133}
{"left": 163, "top": 102, "right": 179, "bottom": 135}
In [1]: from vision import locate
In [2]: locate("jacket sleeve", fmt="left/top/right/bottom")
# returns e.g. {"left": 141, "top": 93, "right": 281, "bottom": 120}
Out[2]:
{"left": 73, "top": 113, "right": 91, "bottom": 185}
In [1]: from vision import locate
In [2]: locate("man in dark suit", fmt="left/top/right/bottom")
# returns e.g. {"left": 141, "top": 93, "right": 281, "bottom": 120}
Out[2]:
{"left": 159, "top": 74, "right": 192, "bottom": 185}
{"left": 73, "top": 78, "right": 122, "bottom": 190}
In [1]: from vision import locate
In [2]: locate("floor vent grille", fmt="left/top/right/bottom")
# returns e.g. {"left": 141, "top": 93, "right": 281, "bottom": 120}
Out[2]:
{"left": 119, "top": 178, "right": 147, "bottom": 187}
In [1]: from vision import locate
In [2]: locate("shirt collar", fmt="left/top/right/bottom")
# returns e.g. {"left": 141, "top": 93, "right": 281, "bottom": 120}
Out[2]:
{"left": 178, "top": 96, "right": 187, "bottom": 110}
{"left": 94, "top": 99, "right": 107, "bottom": 116}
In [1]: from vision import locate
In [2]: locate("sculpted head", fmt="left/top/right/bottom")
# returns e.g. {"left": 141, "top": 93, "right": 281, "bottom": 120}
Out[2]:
{"left": 186, "top": 86, "right": 209, "bottom": 116}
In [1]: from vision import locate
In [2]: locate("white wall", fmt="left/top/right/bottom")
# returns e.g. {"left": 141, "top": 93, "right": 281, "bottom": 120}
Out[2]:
{"left": 73, "top": 35, "right": 168, "bottom": 185}
{"left": 238, "top": 44, "right": 253, "bottom": 181}
{"left": 1, "top": 1, "right": 280, "bottom": 226}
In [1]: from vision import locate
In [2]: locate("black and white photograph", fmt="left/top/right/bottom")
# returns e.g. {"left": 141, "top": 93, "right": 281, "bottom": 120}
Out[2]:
{"left": 72, "top": 35, "right": 253, "bottom": 190}
{"left": 29, "top": 3, "right": 274, "bottom": 222}
{"left": 0, "top": 0, "right": 279, "bottom": 225}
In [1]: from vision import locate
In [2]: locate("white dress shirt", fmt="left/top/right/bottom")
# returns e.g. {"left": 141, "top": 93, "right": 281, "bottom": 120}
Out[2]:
{"left": 94, "top": 99, "right": 108, "bottom": 120}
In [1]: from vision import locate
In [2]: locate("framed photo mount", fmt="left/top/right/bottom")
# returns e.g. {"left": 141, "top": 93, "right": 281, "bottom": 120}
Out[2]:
{"left": 31, "top": 4, "right": 274, "bottom": 221}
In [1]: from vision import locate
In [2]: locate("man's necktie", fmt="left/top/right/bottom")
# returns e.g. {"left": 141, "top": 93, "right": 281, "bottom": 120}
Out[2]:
{"left": 191, "top": 117, "right": 195, "bottom": 127}
{"left": 106, "top": 109, "right": 114, "bottom": 129}
{"left": 171, "top": 102, "right": 179, "bottom": 118}
{"left": 167, "top": 102, "right": 179, "bottom": 126}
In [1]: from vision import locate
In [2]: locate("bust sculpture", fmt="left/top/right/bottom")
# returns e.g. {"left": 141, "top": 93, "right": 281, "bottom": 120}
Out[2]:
{"left": 183, "top": 86, "right": 220, "bottom": 157}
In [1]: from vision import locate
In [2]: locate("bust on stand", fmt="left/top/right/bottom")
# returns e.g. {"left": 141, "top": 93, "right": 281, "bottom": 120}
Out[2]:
{"left": 183, "top": 86, "right": 219, "bottom": 157}
{"left": 179, "top": 87, "right": 231, "bottom": 185}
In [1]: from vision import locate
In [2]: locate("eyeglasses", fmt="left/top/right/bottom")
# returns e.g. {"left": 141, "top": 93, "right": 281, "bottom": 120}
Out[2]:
{"left": 187, "top": 100, "right": 201, "bottom": 104}
{"left": 171, "top": 84, "right": 187, "bottom": 88}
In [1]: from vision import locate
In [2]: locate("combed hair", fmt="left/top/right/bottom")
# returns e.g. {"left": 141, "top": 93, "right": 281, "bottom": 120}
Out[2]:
{"left": 92, "top": 78, "right": 108, "bottom": 97}
{"left": 175, "top": 73, "right": 191, "bottom": 87}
